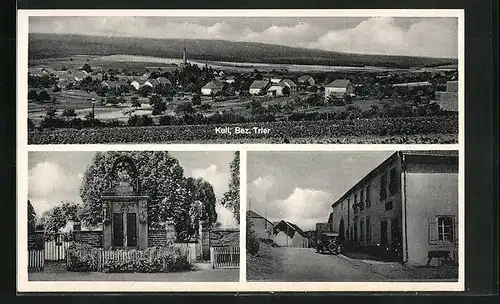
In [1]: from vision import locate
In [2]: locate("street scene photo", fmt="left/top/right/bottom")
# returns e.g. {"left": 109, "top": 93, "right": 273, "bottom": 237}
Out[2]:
{"left": 27, "top": 151, "right": 240, "bottom": 282}
{"left": 246, "top": 151, "right": 459, "bottom": 282}
{"left": 26, "top": 15, "right": 459, "bottom": 144}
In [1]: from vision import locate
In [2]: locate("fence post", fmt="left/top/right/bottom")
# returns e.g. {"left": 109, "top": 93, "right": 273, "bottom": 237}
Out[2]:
{"left": 210, "top": 247, "right": 214, "bottom": 269}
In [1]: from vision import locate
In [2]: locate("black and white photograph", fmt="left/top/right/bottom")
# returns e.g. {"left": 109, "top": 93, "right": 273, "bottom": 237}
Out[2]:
{"left": 25, "top": 150, "right": 240, "bottom": 282}
{"left": 246, "top": 150, "right": 460, "bottom": 282}
{"left": 23, "top": 12, "right": 460, "bottom": 144}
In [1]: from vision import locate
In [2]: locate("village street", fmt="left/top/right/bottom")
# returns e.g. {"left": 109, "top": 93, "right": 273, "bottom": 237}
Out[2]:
{"left": 247, "top": 245, "right": 458, "bottom": 282}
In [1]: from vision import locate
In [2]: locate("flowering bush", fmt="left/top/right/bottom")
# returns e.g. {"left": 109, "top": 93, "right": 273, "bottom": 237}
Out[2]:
{"left": 66, "top": 243, "right": 99, "bottom": 272}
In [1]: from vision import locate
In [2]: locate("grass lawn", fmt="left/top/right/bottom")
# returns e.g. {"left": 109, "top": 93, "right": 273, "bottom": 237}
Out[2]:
{"left": 246, "top": 242, "right": 284, "bottom": 281}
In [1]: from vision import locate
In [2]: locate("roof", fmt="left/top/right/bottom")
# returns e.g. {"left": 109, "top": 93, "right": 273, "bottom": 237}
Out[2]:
{"left": 298, "top": 75, "right": 313, "bottom": 82}
{"left": 325, "top": 79, "right": 351, "bottom": 88}
{"left": 146, "top": 79, "right": 159, "bottom": 86}
{"left": 392, "top": 81, "right": 432, "bottom": 87}
{"left": 280, "top": 79, "right": 297, "bottom": 87}
{"left": 331, "top": 151, "right": 458, "bottom": 208}
{"left": 247, "top": 210, "right": 265, "bottom": 218}
{"left": 267, "top": 83, "right": 286, "bottom": 91}
{"left": 273, "top": 220, "right": 307, "bottom": 238}
{"left": 250, "top": 80, "right": 270, "bottom": 89}
{"left": 202, "top": 80, "right": 224, "bottom": 89}
{"left": 156, "top": 77, "right": 172, "bottom": 85}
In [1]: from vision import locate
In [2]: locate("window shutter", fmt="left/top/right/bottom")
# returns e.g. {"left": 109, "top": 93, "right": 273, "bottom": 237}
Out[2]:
{"left": 428, "top": 218, "right": 438, "bottom": 245}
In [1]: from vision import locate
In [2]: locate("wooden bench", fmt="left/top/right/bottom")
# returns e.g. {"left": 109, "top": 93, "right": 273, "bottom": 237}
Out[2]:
{"left": 426, "top": 250, "right": 451, "bottom": 266}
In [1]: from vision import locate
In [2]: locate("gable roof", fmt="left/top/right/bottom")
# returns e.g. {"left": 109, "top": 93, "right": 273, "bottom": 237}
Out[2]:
{"left": 280, "top": 79, "right": 297, "bottom": 88}
{"left": 250, "top": 80, "right": 270, "bottom": 89}
{"left": 325, "top": 79, "right": 351, "bottom": 88}
{"left": 273, "top": 220, "right": 306, "bottom": 238}
{"left": 247, "top": 210, "right": 264, "bottom": 218}
{"left": 298, "top": 75, "right": 313, "bottom": 82}
{"left": 156, "top": 77, "right": 172, "bottom": 86}
{"left": 267, "top": 83, "right": 286, "bottom": 91}
{"left": 202, "top": 80, "right": 224, "bottom": 89}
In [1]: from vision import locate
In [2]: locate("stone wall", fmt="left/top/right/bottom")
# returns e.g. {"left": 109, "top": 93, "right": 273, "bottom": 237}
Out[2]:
{"left": 74, "top": 231, "right": 103, "bottom": 247}
{"left": 209, "top": 228, "right": 239, "bottom": 247}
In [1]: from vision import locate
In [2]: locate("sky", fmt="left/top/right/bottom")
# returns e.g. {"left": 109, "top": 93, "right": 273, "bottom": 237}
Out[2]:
{"left": 247, "top": 151, "right": 395, "bottom": 231}
{"left": 29, "top": 16, "right": 458, "bottom": 58}
{"left": 27, "top": 151, "right": 236, "bottom": 227}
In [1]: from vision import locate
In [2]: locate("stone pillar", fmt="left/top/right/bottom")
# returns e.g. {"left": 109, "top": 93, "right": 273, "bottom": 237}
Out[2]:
{"left": 102, "top": 201, "right": 112, "bottom": 249}
{"left": 197, "top": 220, "right": 204, "bottom": 260}
{"left": 138, "top": 199, "right": 148, "bottom": 249}
{"left": 166, "top": 220, "right": 176, "bottom": 244}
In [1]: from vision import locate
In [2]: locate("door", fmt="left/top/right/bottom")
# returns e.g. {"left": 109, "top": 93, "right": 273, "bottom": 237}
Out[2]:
{"left": 113, "top": 213, "right": 124, "bottom": 247}
{"left": 127, "top": 213, "right": 137, "bottom": 247}
{"left": 380, "top": 220, "right": 388, "bottom": 246}
{"left": 339, "top": 219, "right": 345, "bottom": 243}
{"left": 391, "top": 218, "right": 401, "bottom": 252}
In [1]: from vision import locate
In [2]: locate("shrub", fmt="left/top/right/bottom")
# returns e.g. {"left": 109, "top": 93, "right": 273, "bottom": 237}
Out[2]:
{"left": 28, "top": 89, "right": 38, "bottom": 100}
{"left": 102, "top": 247, "right": 190, "bottom": 273}
{"left": 66, "top": 243, "right": 99, "bottom": 272}
{"left": 62, "top": 108, "right": 77, "bottom": 117}
{"left": 37, "top": 90, "right": 51, "bottom": 101}
{"left": 246, "top": 213, "right": 260, "bottom": 255}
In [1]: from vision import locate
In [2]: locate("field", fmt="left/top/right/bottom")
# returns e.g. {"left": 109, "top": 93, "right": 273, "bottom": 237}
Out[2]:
{"left": 28, "top": 115, "right": 458, "bottom": 144}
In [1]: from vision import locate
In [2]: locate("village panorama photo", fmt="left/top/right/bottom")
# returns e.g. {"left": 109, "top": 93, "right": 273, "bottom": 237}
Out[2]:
{"left": 22, "top": 11, "right": 461, "bottom": 144}
{"left": 246, "top": 150, "right": 460, "bottom": 282}
{"left": 24, "top": 150, "right": 240, "bottom": 282}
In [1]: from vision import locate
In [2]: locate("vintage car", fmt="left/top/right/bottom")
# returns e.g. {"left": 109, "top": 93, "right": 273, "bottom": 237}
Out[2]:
{"left": 316, "top": 232, "right": 342, "bottom": 254}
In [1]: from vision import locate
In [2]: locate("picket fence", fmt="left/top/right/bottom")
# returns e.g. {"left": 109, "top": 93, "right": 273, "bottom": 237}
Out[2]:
{"left": 28, "top": 250, "right": 44, "bottom": 272}
{"left": 45, "top": 240, "right": 73, "bottom": 261}
{"left": 210, "top": 246, "right": 239, "bottom": 269}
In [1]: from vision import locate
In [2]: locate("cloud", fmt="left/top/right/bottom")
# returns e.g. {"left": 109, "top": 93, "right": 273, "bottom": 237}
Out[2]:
{"left": 30, "top": 17, "right": 457, "bottom": 58}
{"left": 28, "top": 161, "right": 83, "bottom": 215}
{"left": 192, "top": 164, "right": 229, "bottom": 199}
{"left": 309, "top": 17, "right": 457, "bottom": 58}
{"left": 268, "top": 187, "right": 332, "bottom": 231}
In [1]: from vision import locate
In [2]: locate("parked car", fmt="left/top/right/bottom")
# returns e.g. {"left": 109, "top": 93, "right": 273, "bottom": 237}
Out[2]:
{"left": 316, "top": 232, "right": 342, "bottom": 254}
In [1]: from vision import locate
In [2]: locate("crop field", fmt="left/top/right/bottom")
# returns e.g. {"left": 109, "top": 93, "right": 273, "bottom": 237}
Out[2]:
{"left": 28, "top": 115, "right": 458, "bottom": 144}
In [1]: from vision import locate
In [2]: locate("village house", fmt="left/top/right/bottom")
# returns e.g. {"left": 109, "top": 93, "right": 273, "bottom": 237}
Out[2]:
{"left": 130, "top": 80, "right": 141, "bottom": 90}
{"left": 201, "top": 80, "right": 225, "bottom": 96}
{"left": 324, "top": 79, "right": 355, "bottom": 99}
{"left": 280, "top": 79, "right": 298, "bottom": 92}
{"left": 143, "top": 78, "right": 159, "bottom": 88}
{"left": 434, "top": 81, "right": 458, "bottom": 112}
{"left": 223, "top": 76, "right": 236, "bottom": 84}
{"left": 156, "top": 77, "right": 172, "bottom": 87}
{"left": 272, "top": 220, "right": 309, "bottom": 248}
{"left": 298, "top": 75, "right": 316, "bottom": 87}
{"left": 267, "top": 82, "right": 287, "bottom": 97}
{"left": 329, "top": 151, "right": 458, "bottom": 266}
{"left": 270, "top": 77, "right": 283, "bottom": 84}
{"left": 249, "top": 80, "right": 270, "bottom": 95}
{"left": 247, "top": 210, "right": 273, "bottom": 240}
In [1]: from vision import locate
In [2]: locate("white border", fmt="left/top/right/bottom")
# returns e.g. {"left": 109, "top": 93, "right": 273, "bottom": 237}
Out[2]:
{"left": 17, "top": 9, "right": 464, "bottom": 292}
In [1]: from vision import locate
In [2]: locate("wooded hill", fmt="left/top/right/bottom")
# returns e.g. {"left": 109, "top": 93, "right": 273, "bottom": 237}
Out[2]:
{"left": 29, "top": 33, "right": 457, "bottom": 69}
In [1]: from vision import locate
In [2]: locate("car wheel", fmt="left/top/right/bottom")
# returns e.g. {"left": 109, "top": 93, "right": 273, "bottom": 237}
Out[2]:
{"left": 328, "top": 243, "right": 338, "bottom": 253}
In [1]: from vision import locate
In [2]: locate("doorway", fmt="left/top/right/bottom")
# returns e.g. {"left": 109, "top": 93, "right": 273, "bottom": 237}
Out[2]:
{"left": 380, "top": 220, "right": 388, "bottom": 246}
{"left": 112, "top": 212, "right": 138, "bottom": 248}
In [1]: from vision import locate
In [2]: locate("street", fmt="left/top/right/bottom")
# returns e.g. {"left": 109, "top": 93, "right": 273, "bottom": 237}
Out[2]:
{"left": 247, "top": 245, "right": 458, "bottom": 282}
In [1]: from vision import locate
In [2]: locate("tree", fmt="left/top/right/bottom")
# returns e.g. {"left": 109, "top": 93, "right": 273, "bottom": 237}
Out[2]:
{"left": 221, "top": 151, "right": 240, "bottom": 224}
{"left": 79, "top": 152, "right": 218, "bottom": 237}
{"left": 28, "top": 200, "right": 36, "bottom": 236}
{"left": 175, "top": 102, "right": 195, "bottom": 116}
{"left": 81, "top": 63, "right": 92, "bottom": 73}
{"left": 46, "top": 108, "right": 57, "bottom": 117}
{"left": 41, "top": 201, "right": 81, "bottom": 233}
{"left": 192, "top": 93, "right": 201, "bottom": 106}
{"left": 62, "top": 108, "right": 77, "bottom": 117}
{"left": 37, "top": 90, "right": 51, "bottom": 101}
{"left": 246, "top": 213, "right": 259, "bottom": 255}
{"left": 28, "top": 89, "right": 38, "bottom": 101}
{"left": 131, "top": 96, "right": 141, "bottom": 108}
{"left": 149, "top": 94, "right": 166, "bottom": 115}
{"left": 138, "top": 85, "right": 152, "bottom": 97}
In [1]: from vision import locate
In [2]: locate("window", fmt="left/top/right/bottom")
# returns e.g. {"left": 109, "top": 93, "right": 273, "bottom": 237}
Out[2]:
{"left": 352, "top": 196, "right": 358, "bottom": 213}
{"left": 360, "top": 219, "right": 365, "bottom": 241}
{"left": 389, "top": 167, "right": 398, "bottom": 195}
{"left": 380, "top": 172, "right": 387, "bottom": 200}
{"left": 385, "top": 201, "right": 393, "bottom": 211}
{"left": 437, "top": 216, "right": 455, "bottom": 242}
{"left": 366, "top": 217, "right": 371, "bottom": 241}
{"left": 359, "top": 189, "right": 364, "bottom": 209}
{"left": 366, "top": 184, "right": 371, "bottom": 207}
